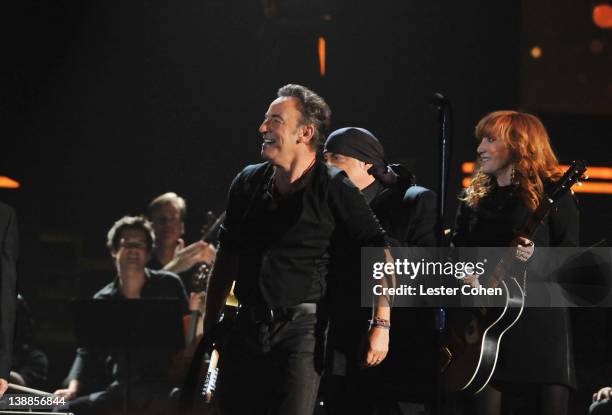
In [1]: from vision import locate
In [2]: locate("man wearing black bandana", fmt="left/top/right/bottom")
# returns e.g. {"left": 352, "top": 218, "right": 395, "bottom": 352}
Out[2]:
{"left": 324, "top": 127, "right": 439, "bottom": 414}
{"left": 203, "top": 86, "right": 391, "bottom": 415}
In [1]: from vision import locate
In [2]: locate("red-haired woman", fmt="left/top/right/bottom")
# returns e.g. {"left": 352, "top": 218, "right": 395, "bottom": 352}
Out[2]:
{"left": 452, "top": 111, "right": 579, "bottom": 414}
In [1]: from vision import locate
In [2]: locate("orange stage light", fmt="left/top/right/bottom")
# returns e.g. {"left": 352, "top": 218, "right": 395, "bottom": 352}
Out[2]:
{"left": 0, "top": 176, "right": 20, "bottom": 189}
{"left": 462, "top": 177, "right": 612, "bottom": 194}
{"left": 581, "top": 166, "right": 612, "bottom": 180}
{"left": 593, "top": 4, "right": 612, "bottom": 29}
{"left": 571, "top": 182, "right": 612, "bottom": 194}
{"left": 530, "top": 46, "right": 543, "bottom": 59}
{"left": 462, "top": 162, "right": 476, "bottom": 174}
{"left": 461, "top": 162, "right": 612, "bottom": 180}
{"left": 318, "top": 36, "right": 326, "bottom": 77}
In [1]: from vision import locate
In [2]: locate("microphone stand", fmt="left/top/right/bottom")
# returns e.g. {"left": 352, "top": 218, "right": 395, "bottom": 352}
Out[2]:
{"left": 431, "top": 92, "right": 453, "bottom": 415}
{"left": 431, "top": 92, "right": 453, "bottom": 239}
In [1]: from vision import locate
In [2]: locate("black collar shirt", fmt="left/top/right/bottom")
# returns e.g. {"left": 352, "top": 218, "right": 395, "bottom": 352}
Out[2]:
{"left": 219, "top": 159, "right": 387, "bottom": 309}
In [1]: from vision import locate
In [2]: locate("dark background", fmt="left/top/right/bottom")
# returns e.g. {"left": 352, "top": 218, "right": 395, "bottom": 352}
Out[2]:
{"left": 2, "top": 0, "right": 611, "bottom": 413}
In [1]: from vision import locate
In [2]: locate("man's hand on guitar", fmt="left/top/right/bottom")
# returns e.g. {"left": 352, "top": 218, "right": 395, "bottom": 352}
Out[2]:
{"left": 515, "top": 237, "right": 535, "bottom": 263}
{"left": 189, "top": 292, "right": 206, "bottom": 315}
{"left": 593, "top": 386, "right": 612, "bottom": 401}
{"left": 164, "top": 240, "right": 217, "bottom": 274}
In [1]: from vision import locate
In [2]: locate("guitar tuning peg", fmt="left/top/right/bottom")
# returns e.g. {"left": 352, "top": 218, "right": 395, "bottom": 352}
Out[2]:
{"left": 582, "top": 174, "right": 589, "bottom": 180}
{"left": 576, "top": 181, "right": 583, "bottom": 186}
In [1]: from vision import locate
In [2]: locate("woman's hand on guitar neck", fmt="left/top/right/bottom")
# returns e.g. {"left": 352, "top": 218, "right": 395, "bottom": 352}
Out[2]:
{"left": 462, "top": 273, "right": 481, "bottom": 288}
{"left": 515, "top": 237, "right": 535, "bottom": 263}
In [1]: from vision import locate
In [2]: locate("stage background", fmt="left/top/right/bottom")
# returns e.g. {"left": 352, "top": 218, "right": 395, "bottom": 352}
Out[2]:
{"left": 2, "top": 1, "right": 611, "bottom": 412}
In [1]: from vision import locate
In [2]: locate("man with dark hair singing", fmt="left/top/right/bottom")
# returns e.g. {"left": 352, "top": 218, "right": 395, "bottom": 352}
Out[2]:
{"left": 203, "top": 84, "right": 391, "bottom": 415}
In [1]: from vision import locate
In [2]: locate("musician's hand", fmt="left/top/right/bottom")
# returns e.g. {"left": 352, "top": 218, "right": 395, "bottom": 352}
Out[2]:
{"left": 361, "top": 327, "right": 389, "bottom": 368}
{"left": 54, "top": 380, "right": 80, "bottom": 401}
{"left": 594, "top": 386, "right": 612, "bottom": 401}
{"left": 164, "top": 240, "right": 217, "bottom": 274}
{"left": 462, "top": 273, "right": 481, "bottom": 288}
{"left": 53, "top": 388, "right": 76, "bottom": 400}
{"left": 515, "top": 237, "right": 535, "bottom": 263}
{"left": 0, "top": 378, "right": 8, "bottom": 397}
{"left": 54, "top": 388, "right": 78, "bottom": 401}
{"left": 189, "top": 292, "right": 206, "bottom": 314}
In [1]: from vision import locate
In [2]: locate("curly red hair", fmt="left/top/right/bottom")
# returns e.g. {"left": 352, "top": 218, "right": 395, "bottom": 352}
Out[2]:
{"left": 463, "top": 111, "right": 562, "bottom": 211}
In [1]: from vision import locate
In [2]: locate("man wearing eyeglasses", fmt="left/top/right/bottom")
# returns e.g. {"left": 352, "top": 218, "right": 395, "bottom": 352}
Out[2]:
{"left": 54, "top": 216, "right": 191, "bottom": 415}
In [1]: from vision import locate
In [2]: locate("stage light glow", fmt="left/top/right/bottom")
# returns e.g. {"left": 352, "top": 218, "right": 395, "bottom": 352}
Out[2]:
{"left": 530, "top": 46, "right": 542, "bottom": 59}
{"left": 461, "top": 178, "right": 612, "bottom": 194}
{"left": 0, "top": 176, "right": 20, "bottom": 189}
{"left": 462, "top": 163, "right": 612, "bottom": 194}
{"left": 590, "top": 38, "right": 605, "bottom": 54}
{"left": 461, "top": 162, "right": 612, "bottom": 180}
{"left": 593, "top": 4, "right": 612, "bottom": 29}
{"left": 462, "top": 162, "right": 476, "bottom": 174}
{"left": 568, "top": 182, "right": 612, "bottom": 194}
{"left": 318, "top": 36, "right": 326, "bottom": 77}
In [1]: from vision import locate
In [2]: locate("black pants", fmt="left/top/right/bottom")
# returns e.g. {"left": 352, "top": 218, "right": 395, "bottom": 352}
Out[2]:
{"left": 217, "top": 311, "right": 326, "bottom": 415}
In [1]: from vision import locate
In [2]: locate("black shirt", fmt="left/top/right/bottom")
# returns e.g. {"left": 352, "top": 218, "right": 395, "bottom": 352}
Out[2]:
{"left": 363, "top": 179, "right": 438, "bottom": 247}
{"left": 67, "top": 268, "right": 189, "bottom": 389}
{"left": 219, "top": 159, "right": 387, "bottom": 309}
{"left": 146, "top": 256, "right": 196, "bottom": 293}
{"left": 328, "top": 177, "right": 439, "bottom": 377}
{"left": 362, "top": 178, "right": 439, "bottom": 398}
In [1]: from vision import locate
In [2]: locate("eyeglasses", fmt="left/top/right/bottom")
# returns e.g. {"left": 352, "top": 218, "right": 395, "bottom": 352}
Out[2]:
{"left": 118, "top": 240, "right": 147, "bottom": 250}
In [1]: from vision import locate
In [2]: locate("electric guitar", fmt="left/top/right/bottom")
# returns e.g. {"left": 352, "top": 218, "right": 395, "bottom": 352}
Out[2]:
{"left": 440, "top": 160, "right": 587, "bottom": 394}
{"left": 178, "top": 296, "right": 237, "bottom": 411}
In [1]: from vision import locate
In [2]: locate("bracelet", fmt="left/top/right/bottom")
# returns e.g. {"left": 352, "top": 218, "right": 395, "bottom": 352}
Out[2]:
{"left": 369, "top": 317, "right": 390, "bottom": 330}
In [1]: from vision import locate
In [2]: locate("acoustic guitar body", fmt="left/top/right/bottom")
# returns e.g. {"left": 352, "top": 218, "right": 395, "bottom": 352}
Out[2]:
{"left": 441, "top": 278, "right": 524, "bottom": 394}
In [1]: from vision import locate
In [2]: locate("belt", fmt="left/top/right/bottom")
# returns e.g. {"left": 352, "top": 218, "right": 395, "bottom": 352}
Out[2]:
{"left": 241, "top": 303, "right": 318, "bottom": 324}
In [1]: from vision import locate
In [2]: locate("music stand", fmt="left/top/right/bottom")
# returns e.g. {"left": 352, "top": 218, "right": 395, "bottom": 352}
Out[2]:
{"left": 70, "top": 298, "right": 185, "bottom": 414}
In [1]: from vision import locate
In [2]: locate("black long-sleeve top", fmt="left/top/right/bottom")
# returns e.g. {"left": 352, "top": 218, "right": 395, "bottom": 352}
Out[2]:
{"left": 451, "top": 182, "right": 579, "bottom": 387}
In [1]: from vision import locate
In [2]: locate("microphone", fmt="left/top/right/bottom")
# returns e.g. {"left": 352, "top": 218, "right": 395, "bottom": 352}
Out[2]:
{"left": 431, "top": 92, "right": 449, "bottom": 109}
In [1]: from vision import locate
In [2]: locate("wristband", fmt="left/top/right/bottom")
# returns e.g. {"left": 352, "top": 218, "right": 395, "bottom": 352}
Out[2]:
{"left": 369, "top": 317, "right": 390, "bottom": 330}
